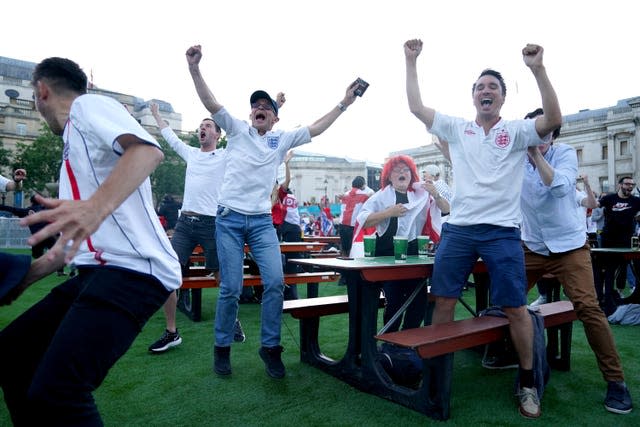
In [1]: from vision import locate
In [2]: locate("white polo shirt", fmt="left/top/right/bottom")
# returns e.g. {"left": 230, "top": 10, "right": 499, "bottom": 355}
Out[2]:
{"left": 0, "top": 175, "right": 10, "bottom": 192}
{"left": 212, "top": 107, "right": 311, "bottom": 215}
{"left": 161, "top": 127, "right": 226, "bottom": 216}
{"left": 430, "top": 112, "right": 547, "bottom": 228}
{"left": 60, "top": 94, "right": 181, "bottom": 291}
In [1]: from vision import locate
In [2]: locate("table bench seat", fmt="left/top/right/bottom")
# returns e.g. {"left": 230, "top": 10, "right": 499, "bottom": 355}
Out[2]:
{"left": 181, "top": 271, "right": 340, "bottom": 289}
{"left": 283, "top": 293, "right": 385, "bottom": 318}
{"left": 373, "top": 300, "right": 576, "bottom": 420}
{"left": 376, "top": 300, "right": 576, "bottom": 360}
{"left": 177, "top": 272, "right": 340, "bottom": 322}
{"left": 283, "top": 293, "right": 386, "bottom": 367}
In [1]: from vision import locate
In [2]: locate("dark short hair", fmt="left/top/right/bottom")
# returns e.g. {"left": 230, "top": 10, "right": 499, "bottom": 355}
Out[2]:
{"left": 201, "top": 118, "right": 221, "bottom": 133}
{"left": 619, "top": 176, "right": 634, "bottom": 184}
{"left": 524, "top": 108, "right": 561, "bottom": 139}
{"left": 472, "top": 69, "right": 506, "bottom": 97}
{"left": 31, "top": 57, "right": 87, "bottom": 95}
{"left": 352, "top": 176, "right": 365, "bottom": 189}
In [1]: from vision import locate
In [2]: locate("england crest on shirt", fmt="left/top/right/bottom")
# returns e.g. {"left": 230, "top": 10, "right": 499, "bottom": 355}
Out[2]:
{"left": 494, "top": 129, "right": 511, "bottom": 148}
{"left": 266, "top": 135, "right": 280, "bottom": 150}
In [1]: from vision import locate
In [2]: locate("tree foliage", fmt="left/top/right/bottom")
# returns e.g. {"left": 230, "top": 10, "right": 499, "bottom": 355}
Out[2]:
{"left": 11, "top": 124, "right": 63, "bottom": 194}
{"left": 0, "top": 140, "right": 12, "bottom": 173}
{"left": 150, "top": 137, "right": 187, "bottom": 206}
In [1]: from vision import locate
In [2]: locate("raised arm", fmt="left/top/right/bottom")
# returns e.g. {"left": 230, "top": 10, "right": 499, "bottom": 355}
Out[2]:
{"left": 580, "top": 174, "right": 598, "bottom": 209}
{"left": 21, "top": 138, "right": 164, "bottom": 263}
{"left": 282, "top": 150, "right": 293, "bottom": 190}
{"left": 434, "top": 138, "right": 451, "bottom": 163}
{"left": 150, "top": 102, "right": 169, "bottom": 130}
{"left": 307, "top": 80, "right": 359, "bottom": 138}
{"left": 404, "top": 39, "right": 436, "bottom": 129}
{"left": 522, "top": 44, "right": 562, "bottom": 139}
{"left": 186, "top": 45, "right": 223, "bottom": 115}
{"left": 527, "top": 146, "right": 555, "bottom": 186}
{"left": 2, "top": 169, "right": 26, "bottom": 192}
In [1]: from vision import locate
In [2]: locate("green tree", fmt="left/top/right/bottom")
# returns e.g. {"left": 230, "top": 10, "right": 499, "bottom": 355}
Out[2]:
{"left": 0, "top": 139, "right": 12, "bottom": 172}
{"left": 150, "top": 137, "right": 187, "bottom": 206}
{"left": 11, "top": 124, "right": 63, "bottom": 194}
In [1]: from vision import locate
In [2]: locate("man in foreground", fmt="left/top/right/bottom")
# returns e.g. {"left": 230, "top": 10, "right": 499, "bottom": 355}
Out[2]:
{"left": 0, "top": 57, "right": 181, "bottom": 425}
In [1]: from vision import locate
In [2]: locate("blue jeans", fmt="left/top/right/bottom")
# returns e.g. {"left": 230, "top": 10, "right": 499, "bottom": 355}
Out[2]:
{"left": 432, "top": 223, "right": 527, "bottom": 307}
{"left": 215, "top": 207, "right": 284, "bottom": 347}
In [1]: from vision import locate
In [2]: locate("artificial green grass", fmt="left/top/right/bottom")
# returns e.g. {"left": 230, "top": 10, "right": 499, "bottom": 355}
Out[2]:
{"left": 1, "top": 251, "right": 638, "bottom": 426}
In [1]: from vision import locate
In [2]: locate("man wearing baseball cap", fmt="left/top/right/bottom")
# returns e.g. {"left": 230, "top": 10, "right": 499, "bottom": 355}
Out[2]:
{"left": 187, "top": 44, "right": 363, "bottom": 379}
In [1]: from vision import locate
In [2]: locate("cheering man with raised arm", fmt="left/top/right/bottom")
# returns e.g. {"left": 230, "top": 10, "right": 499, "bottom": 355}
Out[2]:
{"left": 404, "top": 39, "right": 561, "bottom": 419}
{"left": 187, "top": 44, "right": 363, "bottom": 379}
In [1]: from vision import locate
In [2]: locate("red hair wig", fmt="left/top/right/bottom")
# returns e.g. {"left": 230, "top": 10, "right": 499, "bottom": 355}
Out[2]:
{"left": 380, "top": 155, "right": 419, "bottom": 191}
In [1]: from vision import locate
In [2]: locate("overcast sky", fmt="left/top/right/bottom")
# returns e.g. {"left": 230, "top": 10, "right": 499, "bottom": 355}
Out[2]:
{"left": 5, "top": 0, "right": 639, "bottom": 163}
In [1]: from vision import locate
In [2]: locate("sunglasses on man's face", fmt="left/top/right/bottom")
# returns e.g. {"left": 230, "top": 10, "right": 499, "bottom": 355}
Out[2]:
{"left": 251, "top": 102, "right": 274, "bottom": 113}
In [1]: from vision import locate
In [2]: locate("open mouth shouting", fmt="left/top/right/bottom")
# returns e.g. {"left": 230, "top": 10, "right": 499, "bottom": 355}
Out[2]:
{"left": 480, "top": 98, "right": 493, "bottom": 107}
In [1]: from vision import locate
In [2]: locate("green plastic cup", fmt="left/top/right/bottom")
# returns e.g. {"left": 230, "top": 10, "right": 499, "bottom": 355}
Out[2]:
{"left": 417, "top": 235, "right": 431, "bottom": 258}
{"left": 363, "top": 235, "right": 376, "bottom": 257}
{"left": 393, "top": 236, "right": 408, "bottom": 263}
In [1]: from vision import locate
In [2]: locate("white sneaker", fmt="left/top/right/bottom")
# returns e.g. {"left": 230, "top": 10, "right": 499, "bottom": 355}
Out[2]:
{"left": 518, "top": 387, "right": 541, "bottom": 418}
{"left": 528, "top": 295, "right": 547, "bottom": 308}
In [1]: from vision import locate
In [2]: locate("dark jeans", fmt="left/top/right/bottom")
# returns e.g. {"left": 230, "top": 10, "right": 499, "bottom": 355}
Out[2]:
{"left": 0, "top": 267, "right": 170, "bottom": 426}
{"left": 172, "top": 214, "right": 218, "bottom": 272}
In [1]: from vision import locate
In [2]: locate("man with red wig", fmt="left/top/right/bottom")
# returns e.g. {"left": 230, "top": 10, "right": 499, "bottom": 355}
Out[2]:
{"left": 356, "top": 155, "right": 448, "bottom": 332}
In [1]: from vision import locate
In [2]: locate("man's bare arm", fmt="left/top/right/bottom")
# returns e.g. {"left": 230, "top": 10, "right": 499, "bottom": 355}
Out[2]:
{"left": 405, "top": 39, "right": 436, "bottom": 129}
{"left": 186, "top": 45, "right": 223, "bottom": 115}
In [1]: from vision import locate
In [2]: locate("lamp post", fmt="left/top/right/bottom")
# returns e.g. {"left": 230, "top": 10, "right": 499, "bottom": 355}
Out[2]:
{"left": 323, "top": 178, "right": 328, "bottom": 206}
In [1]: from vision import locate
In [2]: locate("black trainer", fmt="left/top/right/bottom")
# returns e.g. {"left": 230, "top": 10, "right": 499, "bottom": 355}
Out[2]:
{"left": 605, "top": 381, "right": 633, "bottom": 414}
{"left": 214, "top": 346, "right": 232, "bottom": 376}
{"left": 481, "top": 342, "right": 518, "bottom": 370}
{"left": 259, "top": 345, "right": 285, "bottom": 379}
{"left": 148, "top": 329, "right": 182, "bottom": 353}
{"left": 233, "top": 319, "right": 246, "bottom": 343}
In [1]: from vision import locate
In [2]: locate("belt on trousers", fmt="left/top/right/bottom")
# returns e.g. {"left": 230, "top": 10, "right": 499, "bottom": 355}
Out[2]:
{"left": 181, "top": 214, "right": 215, "bottom": 222}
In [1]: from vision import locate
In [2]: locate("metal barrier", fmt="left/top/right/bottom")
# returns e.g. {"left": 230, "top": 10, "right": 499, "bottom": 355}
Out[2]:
{"left": 0, "top": 217, "right": 30, "bottom": 248}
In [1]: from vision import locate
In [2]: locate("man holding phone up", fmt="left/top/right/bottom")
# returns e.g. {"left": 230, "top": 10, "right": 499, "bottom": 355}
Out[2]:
{"left": 187, "top": 44, "right": 366, "bottom": 379}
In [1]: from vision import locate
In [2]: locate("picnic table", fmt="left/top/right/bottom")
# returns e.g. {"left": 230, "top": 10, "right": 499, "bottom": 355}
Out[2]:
{"left": 289, "top": 255, "right": 489, "bottom": 418}
{"left": 179, "top": 241, "right": 335, "bottom": 321}
{"left": 591, "top": 247, "right": 640, "bottom": 305}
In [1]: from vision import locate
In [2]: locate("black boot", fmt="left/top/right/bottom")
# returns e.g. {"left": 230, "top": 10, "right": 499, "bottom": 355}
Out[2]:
{"left": 214, "top": 345, "right": 231, "bottom": 376}
{"left": 259, "top": 345, "right": 285, "bottom": 379}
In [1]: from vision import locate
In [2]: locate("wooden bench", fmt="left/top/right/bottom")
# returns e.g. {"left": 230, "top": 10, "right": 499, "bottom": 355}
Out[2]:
{"left": 177, "top": 271, "right": 340, "bottom": 321}
{"left": 283, "top": 293, "right": 386, "bottom": 366}
{"left": 181, "top": 271, "right": 340, "bottom": 289}
{"left": 376, "top": 300, "right": 576, "bottom": 364}
{"left": 374, "top": 301, "right": 577, "bottom": 419}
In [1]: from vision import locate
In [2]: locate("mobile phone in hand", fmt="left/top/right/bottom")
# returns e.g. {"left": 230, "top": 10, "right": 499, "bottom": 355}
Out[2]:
{"left": 354, "top": 78, "right": 369, "bottom": 97}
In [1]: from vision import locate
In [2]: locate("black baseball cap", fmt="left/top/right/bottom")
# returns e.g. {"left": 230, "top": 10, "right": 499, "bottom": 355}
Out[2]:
{"left": 250, "top": 90, "right": 278, "bottom": 116}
